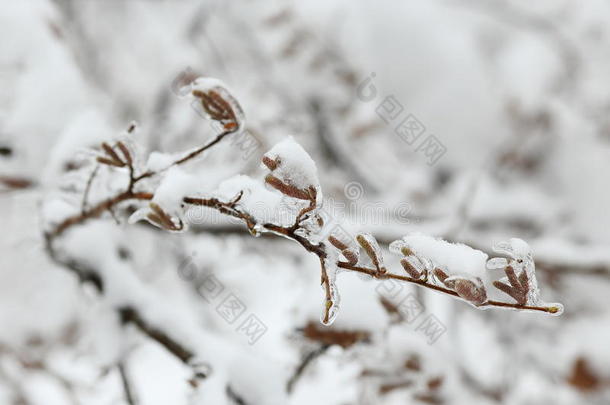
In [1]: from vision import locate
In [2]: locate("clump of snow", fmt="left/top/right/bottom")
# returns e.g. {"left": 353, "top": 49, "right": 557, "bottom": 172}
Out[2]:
{"left": 129, "top": 167, "right": 198, "bottom": 230}
{"left": 46, "top": 110, "right": 114, "bottom": 179}
{"left": 263, "top": 137, "right": 320, "bottom": 192}
{"left": 41, "top": 198, "right": 78, "bottom": 231}
{"left": 214, "top": 174, "right": 292, "bottom": 228}
{"left": 145, "top": 151, "right": 176, "bottom": 173}
{"left": 152, "top": 166, "right": 198, "bottom": 212}
{"left": 390, "top": 232, "right": 488, "bottom": 278}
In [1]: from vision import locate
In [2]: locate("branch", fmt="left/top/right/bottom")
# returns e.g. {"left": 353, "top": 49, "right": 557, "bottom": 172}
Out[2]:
{"left": 43, "top": 75, "right": 563, "bottom": 399}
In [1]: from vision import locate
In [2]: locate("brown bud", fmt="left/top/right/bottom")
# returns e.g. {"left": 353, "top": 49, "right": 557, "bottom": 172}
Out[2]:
{"left": 341, "top": 249, "right": 359, "bottom": 266}
{"left": 148, "top": 202, "right": 183, "bottom": 231}
{"left": 117, "top": 141, "right": 132, "bottom": 165}
{"left": 262, "top": 156, "right": 280, "bottom": 171}
{"left": 265, "top": 174, "right": 312, "bottom": 200}
{"left": 400, "top": 258, "right": 422, "bottom": 279}
{"left": 101, "top": 142, "right": 122, "bottom": 163}
{"left": 433, "top": 268, "right": 447, "bottom": 283}
{"left": 328, "top": 235, "right": 358, "bottom": 266}
{"left": 96, "top": 156, "right": 125, "bottom": 167}
{"left": 356, "top": 234, "right": 385, "bottom": 274}
{"left": 328, "top": 235, "right": 349, "bottom": 251}
{"left": 401, "top": 247, "right": 414, "bottom": 257}
{"left": 192, "top": 89, "right": 240, "bottom": 129}
{"left": 454, "top": 278, "right": 487, "bottom": 306}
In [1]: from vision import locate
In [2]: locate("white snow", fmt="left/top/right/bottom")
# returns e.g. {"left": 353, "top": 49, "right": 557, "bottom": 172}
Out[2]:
{"left": 263, "top": 137, "right": 320, "bottom": 192}
{"left": 41, "top": 198, "right": 78, "bottom": 231}
{"left": 390, "top": 232, "right": 488, "bottom": 278}
{"left": 152, "top": 166, "right": 198, "bottom": 213}
{"left": 145, "top": 151, "right": 176, "bottom": 173}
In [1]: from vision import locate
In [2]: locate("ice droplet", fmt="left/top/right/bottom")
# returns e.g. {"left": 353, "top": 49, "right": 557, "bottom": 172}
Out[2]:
{"left": 320, "top": 289, "right": 340, "bottom": 326}
{"left": 320, "top": 259, "right": 341, "bottom": 326}
{"left": 547, "top": 303, "right": 564, "bottom": 316}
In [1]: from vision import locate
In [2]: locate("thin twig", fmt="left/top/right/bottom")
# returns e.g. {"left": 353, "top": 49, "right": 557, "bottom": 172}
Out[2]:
{"left": 81, "top": 165, "right": 99, "bottom": 214}
{"left": 286, "top": 344, "right": 330, "bottom": 393}
{"left": 133, "top": 129, "right": 235, "bottom": 182}
{"left": 118, "top": 362, "right": 138, "bottom": 405}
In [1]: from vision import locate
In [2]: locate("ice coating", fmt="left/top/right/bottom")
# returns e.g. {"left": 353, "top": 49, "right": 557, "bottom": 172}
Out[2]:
{"left": 190, "top": 77, "right": 245, "bottom": 129}
{"left": 390, "top": 232, "right": 488, "bottom": 278}
{"left": 492, "top": 237, "right": 542, "bottom": 306}
{"left": 321, "top": 252, "right": 341, "bottom": 325}
{"left": 356, "top": 232, "right": 386, "bottom": 271}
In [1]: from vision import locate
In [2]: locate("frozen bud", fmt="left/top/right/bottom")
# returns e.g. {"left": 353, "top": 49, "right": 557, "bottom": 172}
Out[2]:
{"left": 129, "top": 202, "right": 184, "bottom": 232}
{"left": 262, "top": 138, "right": 320, "bottom": 202}
{"left": 400, "top": 258, "right": 422, "bottom": 279}
{"left": 341, "top": 249, "right": 359, "bottom": 266}
{"left": 433, "top": 268, "right": 454, "bottom": 288}
{"left": 97, "top": 142, "right": 128, "bottom": 168}
{"left": 451, "top": 277, "right": 487, "bottom": 306}
{"left": 262, "top": 156, "right": 280, "bottom": 171}
{"left": 328, "top": 235, "right": 349, "bottom": 251}
{"left": 265, "top": 174, "right": 313, "bottom": 200}
{"left": 356, "top": 233, "right": 385, "bottom": 274}
{"left": 148, "top": 203, "right": 184, "bottom": 232}
{"left": 401, "top": 247, "right": 414, "bottom": 257}
{"left": 191, "top": 78, "right": 245, "bottom": 131}
{"left": 116, "top": 141, "right": 133, "bottom": 165}
{"left": 328, "top": 235, "right": 359, "bottom": 266}
{"left": 548, "top": 303, "right": 564, "bottom": 316}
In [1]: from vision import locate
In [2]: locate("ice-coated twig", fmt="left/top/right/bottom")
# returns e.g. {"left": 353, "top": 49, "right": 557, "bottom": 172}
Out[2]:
{"left": 43, "top": 76, "right": 564, "bottom": 397}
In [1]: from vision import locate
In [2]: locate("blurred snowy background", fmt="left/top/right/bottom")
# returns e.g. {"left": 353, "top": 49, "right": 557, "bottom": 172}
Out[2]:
{"left": 1, "top": 0, "right": 610, "bottom": 404}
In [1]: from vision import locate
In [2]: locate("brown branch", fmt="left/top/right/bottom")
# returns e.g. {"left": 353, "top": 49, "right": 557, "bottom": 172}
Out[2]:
{"left": 45, "top": 78, "right": 563, "bottom": 399}
{"left": 335, "top": 262, "right": 557, "bottom": 314}
{"left": 119, "top": 307, "right": 195, "bottom": 366}
{"left": 134, "top": 129, "right": 235, "bottom": 182}
{"left": 181, "top": 194, "right": 560, "bottom": 316}
{"left": 286, "top": 344, "right": 330, "bottom": 393}
{"left": 50, "top": 191, "right": 154, "bottom": 238}
{"left": 81, "top": 165, "right": 100, "bottom": 214}
{"left": 493, "top": 265, "right": 529, "bottom": 305}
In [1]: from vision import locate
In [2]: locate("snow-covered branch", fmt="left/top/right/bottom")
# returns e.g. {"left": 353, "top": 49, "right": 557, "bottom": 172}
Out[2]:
{"left": 43, "top": 76, "right": 564, "bottom": 396}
